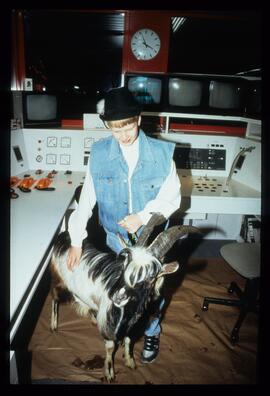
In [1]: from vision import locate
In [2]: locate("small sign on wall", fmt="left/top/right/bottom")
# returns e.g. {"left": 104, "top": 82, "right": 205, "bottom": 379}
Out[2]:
{"left": 83, "top": 114, "right": 106, "bottom": 130}
{"left": 24, "top": 78, "right": 33, "bottom": 91}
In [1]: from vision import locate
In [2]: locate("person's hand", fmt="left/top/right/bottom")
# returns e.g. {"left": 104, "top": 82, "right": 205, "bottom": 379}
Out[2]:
{"left": 67, "top": 246, "right": 82, "bottom": 271}
{"left": 118, "top": 214, "right": 143, "bottom": 234}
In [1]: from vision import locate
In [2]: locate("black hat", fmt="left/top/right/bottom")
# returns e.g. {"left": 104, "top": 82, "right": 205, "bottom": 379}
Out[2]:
{"left": 99, "top": 87, "right": 141, "bottom": 122}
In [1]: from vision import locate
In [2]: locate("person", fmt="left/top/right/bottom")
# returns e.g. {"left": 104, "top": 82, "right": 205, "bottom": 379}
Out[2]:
{"left": 67, "top": 86, "right": 181, "bottom": 363}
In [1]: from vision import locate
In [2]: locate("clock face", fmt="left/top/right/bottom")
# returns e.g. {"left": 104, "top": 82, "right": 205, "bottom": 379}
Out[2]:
{"left": 131, "top": 29, "right": 161, "bottom": 60}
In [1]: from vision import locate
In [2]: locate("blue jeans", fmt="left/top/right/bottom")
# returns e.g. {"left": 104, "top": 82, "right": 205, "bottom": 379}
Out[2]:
{"left": 142, "top": 219, "right": 169, "bottom": 337}
{"left": 144, "top": 297, "right": 165, "bottom": 337}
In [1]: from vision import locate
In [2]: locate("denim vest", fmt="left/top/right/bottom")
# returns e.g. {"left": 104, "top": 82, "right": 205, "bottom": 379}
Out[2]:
{"left": 90, "top": 130, "right": 175, "bottom": 253}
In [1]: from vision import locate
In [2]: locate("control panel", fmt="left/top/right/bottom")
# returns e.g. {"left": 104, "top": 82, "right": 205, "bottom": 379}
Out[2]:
{"left": 10, "top": 128, "right": 261, "bottom": 241}
{"left": 174, "top": 146, "right": 226, "bottom": 170}
{"left": 21, "top": 129, "right": 111, "bottom": 171}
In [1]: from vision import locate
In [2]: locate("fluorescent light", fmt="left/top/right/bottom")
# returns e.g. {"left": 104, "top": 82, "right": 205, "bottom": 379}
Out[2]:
{"left": 172, "top": 17, "right": 186, "bottom": 33}
{"left": 236, "top": 68, "right": 261, "bottom": 75}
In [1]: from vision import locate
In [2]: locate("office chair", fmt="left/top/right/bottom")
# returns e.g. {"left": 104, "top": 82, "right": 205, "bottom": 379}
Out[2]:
{"left": 202, "top": 242, "right": 260, "bottom": 344}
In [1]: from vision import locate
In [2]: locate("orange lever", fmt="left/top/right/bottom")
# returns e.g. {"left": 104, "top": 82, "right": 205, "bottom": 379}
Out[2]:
{"left": 35, "top": 178, "right": 52, "bottom": 189}
{"left": 19, "top": 177, "right": 35, "bottom": 189}
{"left": 10, "top": 176, "right": 21, "bottom": 187}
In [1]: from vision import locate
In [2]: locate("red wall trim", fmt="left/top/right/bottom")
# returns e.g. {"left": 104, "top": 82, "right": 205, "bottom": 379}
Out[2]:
{"left": 166, "top": 122, "right": 246, "bottom": 137}
{"left": 61, "top": 119, "right": 84, "bottom": 128}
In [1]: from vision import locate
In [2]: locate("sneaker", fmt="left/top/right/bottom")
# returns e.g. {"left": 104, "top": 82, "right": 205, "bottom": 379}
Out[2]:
{"left": 140, "top": 334, "right": 160, "bottom": 363}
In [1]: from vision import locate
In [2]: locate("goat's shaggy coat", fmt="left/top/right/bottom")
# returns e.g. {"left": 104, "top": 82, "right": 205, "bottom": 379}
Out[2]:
{"left": 50, "top": 213, "right": 199, "bottom": 381}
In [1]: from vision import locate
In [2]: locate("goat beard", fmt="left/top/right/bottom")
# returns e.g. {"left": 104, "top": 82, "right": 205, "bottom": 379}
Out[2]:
{"left": 112, "top": 287, "right": 158, "bottom": 341}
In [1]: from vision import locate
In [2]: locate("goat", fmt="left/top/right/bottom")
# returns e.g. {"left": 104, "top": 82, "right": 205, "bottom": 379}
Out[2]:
{"left": 50, "top": 213, "right": 199, "bottom": 382}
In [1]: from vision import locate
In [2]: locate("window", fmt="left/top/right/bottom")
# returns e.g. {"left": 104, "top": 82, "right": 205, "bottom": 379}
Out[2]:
{"left": 24, "top": 10, "right": 124, "bottom": 118}
{"left": 168, "top": 12, "right": 261, "bottom": 75}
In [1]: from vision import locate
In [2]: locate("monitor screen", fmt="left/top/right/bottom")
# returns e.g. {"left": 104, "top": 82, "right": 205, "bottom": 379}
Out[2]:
{"left": 127, "top": 76, "right": 162, "bottom": 105}
{"left": 209, "top": 80, "right": 241, "bottom": 109}
{"left": 23, "top": 92, "right": 61, "bottom": 128}
{"left": 26, "top": 94, "right": 57, "bottom": 120}
{"left": 168, "top": 78, "right": 203, "bottom": 107}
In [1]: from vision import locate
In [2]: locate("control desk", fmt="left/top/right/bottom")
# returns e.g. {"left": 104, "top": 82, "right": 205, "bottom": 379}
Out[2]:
{"left": 10, "top": 128, "right": 261, "bottom": 242}
{"left": 158, "top": 133, "right": 260, "bottom": 217}
{"left": 10, "top": 127, "right": 261, "bottom": 383}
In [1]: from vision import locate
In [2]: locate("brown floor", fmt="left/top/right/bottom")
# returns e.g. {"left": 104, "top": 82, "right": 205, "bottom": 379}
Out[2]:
{"left": 29, "top": 258, "right": 259, "bottom": 384}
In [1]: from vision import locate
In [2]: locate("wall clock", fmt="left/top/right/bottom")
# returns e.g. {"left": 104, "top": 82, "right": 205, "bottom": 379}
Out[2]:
{"left": 131, "top": 29, "right": 161, "bottom": 60}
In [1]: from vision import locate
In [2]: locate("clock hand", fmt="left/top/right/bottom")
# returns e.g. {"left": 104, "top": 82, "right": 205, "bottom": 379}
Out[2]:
{"left": 139, "top": 32, "right": 147, "bottom": 47}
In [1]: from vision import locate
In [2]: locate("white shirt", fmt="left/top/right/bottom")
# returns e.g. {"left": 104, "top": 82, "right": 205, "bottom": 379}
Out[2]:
{"left": 68, "top": 138, "right": 181, "bottom": 248}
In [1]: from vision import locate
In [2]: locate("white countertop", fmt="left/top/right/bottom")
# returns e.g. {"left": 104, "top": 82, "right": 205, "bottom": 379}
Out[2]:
{"left": 10, "top": 170, "right": 85, "bottom": 339}
{"left": 178, "top": 174, "right": 261, "bottom": 215}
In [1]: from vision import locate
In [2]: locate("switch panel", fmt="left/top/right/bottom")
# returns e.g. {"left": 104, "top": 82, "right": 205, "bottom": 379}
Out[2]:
{"left": 174, "top": 146, "right": 226, "bottom": 170}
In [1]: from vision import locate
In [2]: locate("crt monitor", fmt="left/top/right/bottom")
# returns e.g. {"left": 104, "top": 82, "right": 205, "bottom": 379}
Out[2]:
{"left": 22, "top": 92, "right": 61, "bottom": 128}
{"left": 209, "top": 80, "right": 242, "bottom": 110}
{"left": 126, "top": 74, "right": 163, "bottom": 108}
{"left": 168, "top": 77, "right": 203, "bottom": 107}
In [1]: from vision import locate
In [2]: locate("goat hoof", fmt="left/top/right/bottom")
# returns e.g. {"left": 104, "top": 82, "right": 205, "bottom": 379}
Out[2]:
{"left": 105, "top": 368, "right": 115, "bottom": 382}
{"left": 105, "top": 373, "right": 115, "bottom": 383}
{"left": 125, "top": 357, "right": 136, "bottom": 370}
{"left": 50, "top": 325, "right": 57, "bottom": 332}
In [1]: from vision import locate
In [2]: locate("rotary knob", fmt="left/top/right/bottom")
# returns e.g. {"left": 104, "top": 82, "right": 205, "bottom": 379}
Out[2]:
{"left": 36, "top": 155, "right": 43, "bottom": 163}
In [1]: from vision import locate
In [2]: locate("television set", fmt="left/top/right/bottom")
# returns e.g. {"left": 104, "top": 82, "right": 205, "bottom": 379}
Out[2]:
{"left": 22, "top": 92, "right": 61, "bottom": 128}
{"left": 125, "top": 73, "right": 256, "bottom": 120}
{"left": 168, "top": 77, "right": 204, "bottom": 109}
{"left": 124, "top": 73, "right": 164, "bottom": 111}
{"left": 208, "top": 79, "right": 244, "bottom": 115}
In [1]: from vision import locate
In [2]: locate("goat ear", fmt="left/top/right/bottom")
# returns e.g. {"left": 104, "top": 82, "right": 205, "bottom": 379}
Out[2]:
{"left": 158, "top": 261, "right": 179, "bottom": 277}
{"left": 117, "top": 233, "right": 128, "bottom": 249}
{"left": 111, "top": 287, "right": 130, "bottom": 307}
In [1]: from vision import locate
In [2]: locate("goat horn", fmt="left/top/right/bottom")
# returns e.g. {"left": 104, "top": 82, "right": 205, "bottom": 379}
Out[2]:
{"left": 147, "top": 225, "right": 201, "bottom": 260}
{"left": 136, "top": 212, "right": 167, "bottom": 247}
